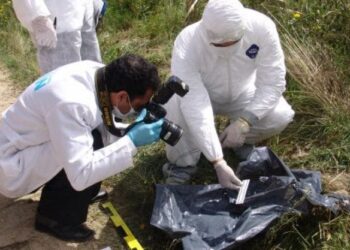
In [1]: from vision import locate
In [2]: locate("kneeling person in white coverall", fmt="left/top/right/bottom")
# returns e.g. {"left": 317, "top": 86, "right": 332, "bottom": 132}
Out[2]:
{"left": 162, "top": 0, "right": 295, "bottom": 189}
{"left": 0, "top": 54, "right": 164, "bottom": 241}
{"left": 12, "top": 0, "right": 106, "bottom": 74}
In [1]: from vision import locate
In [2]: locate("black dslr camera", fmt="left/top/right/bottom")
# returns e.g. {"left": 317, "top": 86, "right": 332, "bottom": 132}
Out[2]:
{"left": 125, "top": 75, "right": 189, "bottom": 146}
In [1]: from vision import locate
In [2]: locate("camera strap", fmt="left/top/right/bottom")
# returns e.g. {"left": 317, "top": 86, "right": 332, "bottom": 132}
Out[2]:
{"left": 95, "top": 67, "right": 124, "bottom": 137}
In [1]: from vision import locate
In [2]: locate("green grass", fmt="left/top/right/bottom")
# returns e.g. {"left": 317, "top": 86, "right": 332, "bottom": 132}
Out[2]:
{"left": 0, "top": 0, "right": 349, "bottom": 249}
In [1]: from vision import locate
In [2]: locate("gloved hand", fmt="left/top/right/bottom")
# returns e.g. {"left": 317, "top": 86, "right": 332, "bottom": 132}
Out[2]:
{"left": 31, "top": 16, "right": 57, "bottom": 49}
{"left": 219, "top": 118, "right": 250, "bottom": 149}
{"left": 214, "top": 159, "right": 242, "bottom": 190}
{"left": 127, "top": 109, "right": 163, "bottom": 147}
{"left": 134, "top": 108, "right": 147, "bottom": 122}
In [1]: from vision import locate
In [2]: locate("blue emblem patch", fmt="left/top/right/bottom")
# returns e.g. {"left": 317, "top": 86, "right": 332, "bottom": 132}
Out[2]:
{"left": 245, "top": 44, "right": 259, "bottom": 59}
{"left": 34, "top": 74, "right": 51, "bottom": 91}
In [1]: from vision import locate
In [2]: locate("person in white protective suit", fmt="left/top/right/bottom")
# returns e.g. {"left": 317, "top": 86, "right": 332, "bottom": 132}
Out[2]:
{"left": 162, "top": 0, "right": 295, "bottom": 189}
{"left": 12, "top": 0, "right": 106, "bottom": 74}
{"left": 0, "top": 54, "right": 164, "bottom": 241}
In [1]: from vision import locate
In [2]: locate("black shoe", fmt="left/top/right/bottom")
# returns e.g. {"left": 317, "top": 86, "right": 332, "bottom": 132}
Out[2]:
{"left": 90, "top": 190, "right": 108, "bottom": 204}
{"left": 35, "top": 214, "right": 95, "bottom": 242}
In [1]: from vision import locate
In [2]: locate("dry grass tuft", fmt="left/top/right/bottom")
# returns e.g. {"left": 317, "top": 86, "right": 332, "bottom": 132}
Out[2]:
{"left": 323, "top": 172, "right": 350, "bottom": 195}
{"left": 281, "top": 30, "right": 350, "bottom": 112}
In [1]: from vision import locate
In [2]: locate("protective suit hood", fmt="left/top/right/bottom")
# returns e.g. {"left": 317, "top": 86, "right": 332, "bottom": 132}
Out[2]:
{"left": 202, "top": 0, "right": 246, "bottom": 44}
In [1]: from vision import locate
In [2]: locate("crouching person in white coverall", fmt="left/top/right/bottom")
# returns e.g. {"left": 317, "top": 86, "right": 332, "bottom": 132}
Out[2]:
{"left": 162, "top": 0, "right": 295, "bottom": 189}
{"left": 0, "top": 54, "right": 163, "bottom": 241}
{"left": 12, "top": 0, "right": 106, "bottom": 74}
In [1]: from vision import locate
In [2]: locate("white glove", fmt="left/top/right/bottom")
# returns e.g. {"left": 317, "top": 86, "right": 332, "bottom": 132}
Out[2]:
{"left": 214, "top": 159, "right": 242, "bottom": 190}
{"left": 219, "top": 118, "right": 250, "bottom": 149}
{"left": 31, "top": 16, "right": 57, "bottom": 49}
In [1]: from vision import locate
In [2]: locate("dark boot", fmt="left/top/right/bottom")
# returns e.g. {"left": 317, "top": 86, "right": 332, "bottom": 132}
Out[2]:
{"left": 35, "top": 214, "right": 95, "bottom": 242}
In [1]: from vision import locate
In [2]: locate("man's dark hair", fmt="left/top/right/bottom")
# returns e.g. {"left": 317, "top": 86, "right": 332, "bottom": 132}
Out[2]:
{"left": 104, "top": 54, "right": 161, "bottom": 100}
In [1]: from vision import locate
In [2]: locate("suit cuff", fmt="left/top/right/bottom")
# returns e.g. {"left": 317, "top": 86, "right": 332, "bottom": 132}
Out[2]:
{"left": 240, "top": 110, "right": 259, "bottom": 126}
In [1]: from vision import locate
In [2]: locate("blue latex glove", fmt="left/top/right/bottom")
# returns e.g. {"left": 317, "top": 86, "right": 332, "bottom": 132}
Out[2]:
{"left": 127, "top": 109, "right": 164, "bottom": 147}
{"left": 135, "top": 108, "right": 147, "bottom": 122}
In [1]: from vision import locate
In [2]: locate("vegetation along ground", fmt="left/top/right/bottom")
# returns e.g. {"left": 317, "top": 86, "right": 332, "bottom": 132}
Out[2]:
{"left": 0, "top": 0, "right": 349, "bottom": 249}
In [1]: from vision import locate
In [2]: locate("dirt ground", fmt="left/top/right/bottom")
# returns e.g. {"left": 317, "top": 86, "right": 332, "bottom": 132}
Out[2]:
{"left": 0, "top": 63, "right": 121, "bottom": 250}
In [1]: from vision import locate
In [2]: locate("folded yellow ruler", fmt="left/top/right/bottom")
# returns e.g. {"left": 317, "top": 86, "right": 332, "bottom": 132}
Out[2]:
{"left": 102, "top": 202, "right": 144, "bottom": 250}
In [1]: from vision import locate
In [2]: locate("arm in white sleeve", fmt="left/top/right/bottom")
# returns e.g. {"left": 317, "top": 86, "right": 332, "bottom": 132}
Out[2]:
{"left": 12, "top": 0, "right": 51, "bottom": 31}
{"left": 242, "top": 19, "right": 287, "bottom": 125}
{"left": 171, "top": 31, "right": 223, "bottom": 163}
{"left": 45, "top": 102, "right": 137, "bottom": 191}
{"left": 98, "top": 124, "right": 125, "bottom": 146}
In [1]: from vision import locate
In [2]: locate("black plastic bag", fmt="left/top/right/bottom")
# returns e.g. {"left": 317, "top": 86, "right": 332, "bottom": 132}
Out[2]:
{"left": 150, "top": 147, "right": 349, "bottom": 250}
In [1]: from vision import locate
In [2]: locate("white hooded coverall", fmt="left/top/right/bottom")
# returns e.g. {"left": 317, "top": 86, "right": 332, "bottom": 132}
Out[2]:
{"left": 12, "top": 0, "right": 103, "bottom": 74}
{"left": 164, "top": 0, "right": 294, "bottom": 167}
{"left": 0, "top": 61, "right": 136, "bottom": 198}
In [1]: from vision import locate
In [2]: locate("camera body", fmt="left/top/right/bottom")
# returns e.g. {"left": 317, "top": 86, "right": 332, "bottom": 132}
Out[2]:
{"left": 143, "top": 76, "right": 189, "bottom": 146}
{"left": 126, "top": 75, "right": 189, "bottom": 146}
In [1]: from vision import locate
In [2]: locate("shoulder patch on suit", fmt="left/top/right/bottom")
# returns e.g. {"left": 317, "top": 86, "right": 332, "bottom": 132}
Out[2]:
{"left": 245, "top": 44, "right": 259, "bottom": 59}
{"left": 34, "top": 74, "right": 52, "bottom": 91}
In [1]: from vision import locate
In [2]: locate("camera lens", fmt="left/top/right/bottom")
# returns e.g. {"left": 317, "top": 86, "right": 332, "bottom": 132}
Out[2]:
{"left": 160, "top": 119, "right": 183, "bottom": 146}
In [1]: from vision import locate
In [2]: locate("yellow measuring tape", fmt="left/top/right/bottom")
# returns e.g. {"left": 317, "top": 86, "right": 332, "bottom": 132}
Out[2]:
{"left": 102, "top": 202, "right": 144, "bottom": 250}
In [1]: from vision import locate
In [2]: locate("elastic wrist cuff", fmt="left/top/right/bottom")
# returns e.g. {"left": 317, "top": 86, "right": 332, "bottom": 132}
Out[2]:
{"left": 240, "top": 111, "right": 259, "bottom": 126}
{"left": 238, "top": 117, "right": 250, "bottom": 128}
{"left": 213, "top": 159, "right": 225, "bottom": 168}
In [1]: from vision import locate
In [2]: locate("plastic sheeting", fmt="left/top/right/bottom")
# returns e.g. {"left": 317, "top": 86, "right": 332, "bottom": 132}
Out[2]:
{"left": 150, "top": 147, "right": 350, "bottom": 250}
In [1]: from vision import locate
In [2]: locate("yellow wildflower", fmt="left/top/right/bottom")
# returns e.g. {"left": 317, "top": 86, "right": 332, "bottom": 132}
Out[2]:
{"left": 293, "top": 11, "right": 302, "bottom": 20}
